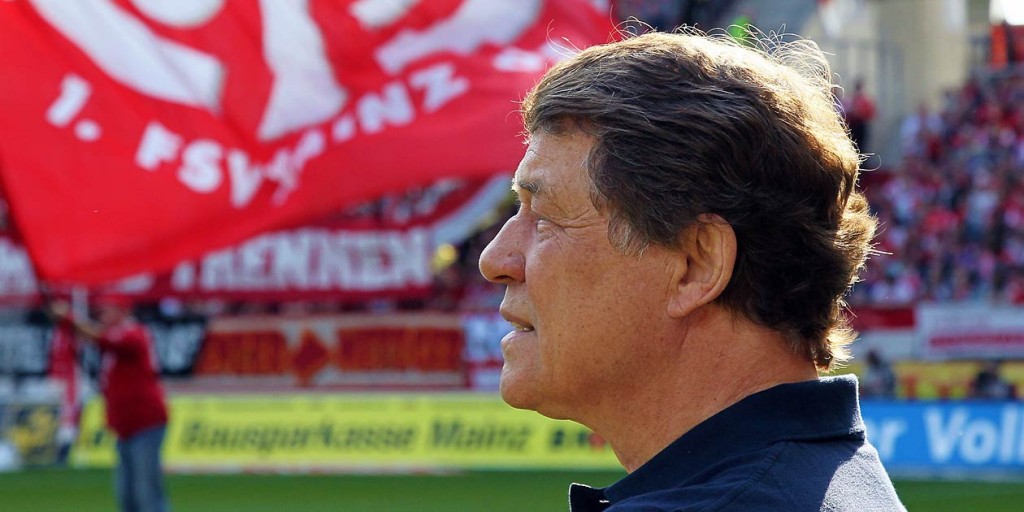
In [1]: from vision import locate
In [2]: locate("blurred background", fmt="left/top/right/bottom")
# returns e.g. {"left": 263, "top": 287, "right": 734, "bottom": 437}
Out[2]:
{"left": 3, "top": 0, "right": 1024, "bottom": 510}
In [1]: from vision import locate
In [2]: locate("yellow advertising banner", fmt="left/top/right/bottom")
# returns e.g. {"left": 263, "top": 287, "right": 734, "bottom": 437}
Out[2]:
{"left": 3, "top": 402, "right": 61, "bottom": 466}
{"left": 72, "top": 394, "right": 621, "bottom": 471}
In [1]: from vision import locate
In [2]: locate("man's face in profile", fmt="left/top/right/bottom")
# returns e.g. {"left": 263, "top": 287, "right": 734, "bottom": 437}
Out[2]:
{"left": 479, "top": 130, "right": 680, "bottom": 422}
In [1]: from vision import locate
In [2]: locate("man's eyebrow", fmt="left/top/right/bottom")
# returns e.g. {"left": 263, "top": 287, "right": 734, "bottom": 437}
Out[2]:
{"left": 512, "top": 178, "right": 542, "bottom": 197}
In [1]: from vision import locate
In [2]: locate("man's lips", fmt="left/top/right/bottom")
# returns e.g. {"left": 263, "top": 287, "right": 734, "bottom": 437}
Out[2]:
{"left": 500, "top": 310, "right": 534, "bottom": 332}
{"left": 511, "top": 323, "right": 534, "bottom": 332}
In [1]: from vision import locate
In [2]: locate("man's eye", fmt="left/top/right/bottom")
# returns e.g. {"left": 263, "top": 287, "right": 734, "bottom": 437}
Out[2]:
{"left": 535, "top": 214, "right": 557, "bottom": 228}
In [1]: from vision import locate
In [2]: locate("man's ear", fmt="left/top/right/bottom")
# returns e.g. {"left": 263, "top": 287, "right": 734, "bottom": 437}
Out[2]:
{"left": 667, "top": 214, "right": 737, "bottom": 319}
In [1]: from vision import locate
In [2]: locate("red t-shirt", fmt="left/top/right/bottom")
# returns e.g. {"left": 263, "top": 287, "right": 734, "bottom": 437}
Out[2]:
{"left": 96, "top": 320, "right": 168, "bottom": 439}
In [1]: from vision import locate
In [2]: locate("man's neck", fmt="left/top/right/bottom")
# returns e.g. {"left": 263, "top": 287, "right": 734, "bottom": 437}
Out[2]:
{"left": 593, "top": 313, "right": 820, "bottom": 473}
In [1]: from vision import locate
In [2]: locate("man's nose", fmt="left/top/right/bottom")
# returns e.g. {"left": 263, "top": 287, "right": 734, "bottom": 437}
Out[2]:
{"left": 479, "top": 216, "right": 525, "bottom": 285}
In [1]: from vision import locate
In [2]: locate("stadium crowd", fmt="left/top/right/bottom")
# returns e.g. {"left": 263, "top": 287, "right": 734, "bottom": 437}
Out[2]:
{"left": 850, "top": 71, "right": 1024, "bottom": 306}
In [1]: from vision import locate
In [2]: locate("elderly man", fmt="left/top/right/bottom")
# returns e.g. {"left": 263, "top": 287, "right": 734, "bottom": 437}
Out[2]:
{"left": 479, "top": 31, "right": 905, "bottom": 511}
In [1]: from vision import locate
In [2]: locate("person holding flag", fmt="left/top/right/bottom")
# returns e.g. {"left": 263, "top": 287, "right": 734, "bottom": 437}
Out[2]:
{"left": 49, "top": 297, "right": 169, "bottom": 512}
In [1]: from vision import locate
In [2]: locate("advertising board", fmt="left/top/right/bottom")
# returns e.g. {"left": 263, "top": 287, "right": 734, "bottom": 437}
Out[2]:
{"left": 194, "top": 313, "right": 467, "bottom": 389}
{"left": 863, "top": 400, "right": 1024, "bottom": 476}
{"left": 72, "top": 396, "right": 1024, "bottom": 477}
{"left": 917, "top": 303, "right": 1024, "bottom": 360}
{"left": 73, "top": 394, "right": 620, "bottom": 471}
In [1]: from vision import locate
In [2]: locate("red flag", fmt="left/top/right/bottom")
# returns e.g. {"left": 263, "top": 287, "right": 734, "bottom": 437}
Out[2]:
{"left": 0, "top": 0, "right": 613, "bottom": 284}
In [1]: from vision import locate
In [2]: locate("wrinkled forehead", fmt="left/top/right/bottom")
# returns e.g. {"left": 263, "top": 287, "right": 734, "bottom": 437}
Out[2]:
{"left": 513, "top": 130, "right": 594, "bottom": 202}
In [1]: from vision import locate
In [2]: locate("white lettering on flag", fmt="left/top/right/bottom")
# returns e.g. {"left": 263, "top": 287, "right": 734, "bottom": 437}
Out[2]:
{"left": 256, "top": 0, "right": 346, "bottom": 140}
{"left": 30, "top": 0, "right": 223, "bottom": 110}
{"left": 375, "top": 0, "right": 542, "bottom": 74}
{"left": 410, "top": 63, "right": 470, "bottom": 113}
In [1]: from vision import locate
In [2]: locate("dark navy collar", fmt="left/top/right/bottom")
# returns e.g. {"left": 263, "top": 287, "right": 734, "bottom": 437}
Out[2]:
{"left": 599, "top": 375, "right": 865, "bottom": 504}
{"left": 569, "top": 483, "right": 611, "bottom": 512}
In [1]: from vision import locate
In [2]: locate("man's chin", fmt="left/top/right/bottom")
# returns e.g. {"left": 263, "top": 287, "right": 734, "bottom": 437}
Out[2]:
{"left": 498, "top": 382, "right": 533, "bottom": 410}
{"left": 499, "top": 381, "right": 574, "bottom": 421}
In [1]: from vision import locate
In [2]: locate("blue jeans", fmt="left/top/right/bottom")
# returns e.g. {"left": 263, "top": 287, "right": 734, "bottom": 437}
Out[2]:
{"left": 115, "top": 424, "right": 169, "bottom": 512}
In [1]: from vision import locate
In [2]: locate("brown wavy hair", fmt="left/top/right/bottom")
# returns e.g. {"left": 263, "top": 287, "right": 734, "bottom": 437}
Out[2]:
{"left": 522, "top": 30, "right": 876, "bottom": 371}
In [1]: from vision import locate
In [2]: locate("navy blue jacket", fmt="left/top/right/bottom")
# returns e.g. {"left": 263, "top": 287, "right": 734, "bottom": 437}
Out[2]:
{"left": 569, "top": 376, "right": 905, "bottom": 511}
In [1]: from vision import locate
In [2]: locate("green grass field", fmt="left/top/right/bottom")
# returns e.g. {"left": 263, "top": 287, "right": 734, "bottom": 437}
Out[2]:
{"left": 1, "top": 468, "right": 1022, "bottom": 511}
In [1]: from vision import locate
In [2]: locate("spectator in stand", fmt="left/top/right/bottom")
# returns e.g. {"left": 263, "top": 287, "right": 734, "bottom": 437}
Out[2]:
{"left": 616, "top": 0, "right": 684, "bottom": 32}
{"left": 969, "top": 360, "right": 1017, "bottom": 400}
{"left": 860, "top": 349, "right": 897, "bottom": 399}
{"left": 726, "top": 12, "right": 758, "bottom": 47}
{"left": 428, "top": 265, "right": 465, "bottom": 312}
{"left": 841, "top": 78, "right": 876, "bottom": 153}
{"left": 899, "top": 102, "right": 943, "bottom": 161}
{"left": 49, "top": 297, "right": 169, "bottom": 512}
